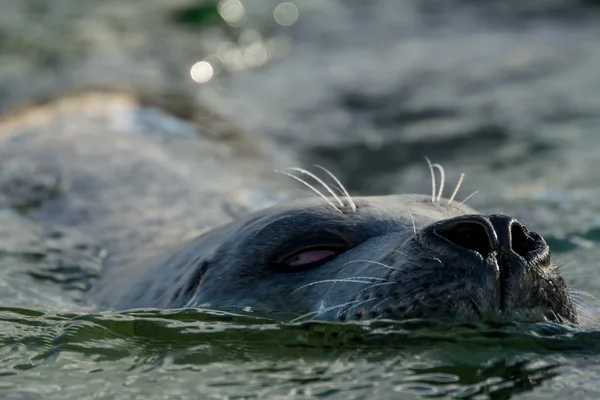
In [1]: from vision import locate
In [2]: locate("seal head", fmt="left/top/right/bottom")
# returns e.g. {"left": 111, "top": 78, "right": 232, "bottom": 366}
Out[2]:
{"left": 91, "top": 194, "right": 576, "bottom": 324}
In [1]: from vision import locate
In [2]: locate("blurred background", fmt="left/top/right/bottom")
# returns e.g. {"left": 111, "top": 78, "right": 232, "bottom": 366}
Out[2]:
{"left": 2, "top": 1, "right": 600, "bottom": 282}
{"left": 2, "top": 2, "right": 600, "bottom": 185}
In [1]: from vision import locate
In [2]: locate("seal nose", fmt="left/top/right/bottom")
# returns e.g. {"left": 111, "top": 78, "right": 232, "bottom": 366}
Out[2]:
{"left": 432, "top": 214, "right": 547, "bottom": 261}
{"left": 487, "top": 214, "right": 542, "bottom": 259}
{"left": 434, "top": 215, "right": 497, "bottom": 258}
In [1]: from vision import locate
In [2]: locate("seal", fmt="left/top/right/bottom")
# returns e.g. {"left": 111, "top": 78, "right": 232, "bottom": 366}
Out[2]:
{"left": 0, "top": 92, "right": 577, "bottom": 323}
{"left": 91, "top": 166, "right": 577, "bottom": 324}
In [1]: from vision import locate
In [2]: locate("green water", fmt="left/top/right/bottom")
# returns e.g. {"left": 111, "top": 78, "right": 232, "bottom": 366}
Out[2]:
{"left": 1, "top": 307, "right": 599, "bottom": 399}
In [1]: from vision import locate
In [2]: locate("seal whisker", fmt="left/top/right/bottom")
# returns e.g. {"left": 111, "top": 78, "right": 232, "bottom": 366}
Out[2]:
{"left": 576, "top": 315, "right": 597, "bottom": 326}
{"left": 354, "top": 281, "right": 398, "bottom": 296}
{"left": 432, "top": 163, "right": 445, "bottom": 202}
{"left": 425, "top": 156, "right": 436, "bottom": 203}
{"left": 568, "top": 292, "right": 586, "bottom": 300}
{"left": 574, "top": 305, "right": 597, "bottom": 321}
{"left": 291, "top": 297, "right": 378, "bottom": 322}
{"left": 570, "top": 296, "right": 591, "bottom": 308}
{"left": 567, "top": 296, "right": 595, "bottom": 322}
{"left": 391, "top": 250, "right": 424, "bottom": 268}
{"left": 342, "top": 276, "right": 386, "bottom": 281}
{"left": 568, "top": 296, "right": 588, "bottom": 309}
{"left": 555, "top": 259, "right": 573, "bottom": 271}
{"left": 447, "top": 173, "right": 465, "bottom": 205}
{"left": 365, "top": 281, "right": 397, "bottom": 289}
{"left": 548, "top": 309, "right": 563, "bottom": 324}
{"left": 568, "top": 289, "right": 600, "bottom": 303}
{"left": 568, "top": 290, "right": 600, "bottom": 323}
{"left": 343, "top": 259, "right": 399, "bottom": 271}
{"left": 346, "top": 282, "right": 399, "bottom": 305}
{"left": 284, "top": 167, "right": 345, "bottom": 208}
{"left": 432, "top": 257, "right": 444, "bottom": 268}
{"left": 579, "top": 315, "right": 599, "bottom": 327}
{"left": 571, "top": 294, "right": 587, "bottom": 306}
{"left": 470, "top": 296, "right": 483, "bottom": 315}
{"left": 459, "top": 190, "right": 479, "bottom": 207}
{"left": 277, "top": 170, "right": 342, "bottom": 213}
{"left": 290, "top": 299, "right": 366, "bottom": 322}
{"left": 568, "top": 298, "right": 597, "bottom": 325}
{"left": 406, "top": 207, "right": 416, "bottom": 234}
{"left": 314, "top": 165, "right": 357, "bottom": 212}
{"left": 293, "top": 277, "right": 385, "bottom": 293}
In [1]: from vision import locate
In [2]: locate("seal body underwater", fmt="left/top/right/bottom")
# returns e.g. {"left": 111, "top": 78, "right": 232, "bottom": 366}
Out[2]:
{"left": 0, "top": 91, "right": 577, "bottom": 323}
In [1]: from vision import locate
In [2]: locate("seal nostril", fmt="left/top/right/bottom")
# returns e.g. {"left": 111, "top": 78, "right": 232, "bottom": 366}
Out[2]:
{"left": 510, "top": 222, "right": 536, "bottom": 257}
{"left": 436, "top": 221, "right": 492, "bottom": 257}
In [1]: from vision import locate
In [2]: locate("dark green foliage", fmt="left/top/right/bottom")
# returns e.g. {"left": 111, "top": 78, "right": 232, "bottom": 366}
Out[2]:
{"left": 171, "top": 1, "right": 222, "bottom": 29}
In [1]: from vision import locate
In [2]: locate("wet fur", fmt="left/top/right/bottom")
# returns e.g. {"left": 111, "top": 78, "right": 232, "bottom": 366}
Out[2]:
{"left": 91, "top": 166, "right": 577, "bottom": 324}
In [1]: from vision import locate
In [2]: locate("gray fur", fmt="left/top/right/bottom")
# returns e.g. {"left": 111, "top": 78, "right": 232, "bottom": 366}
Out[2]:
{"left": 91, "top": 194, "right": 576, "bottom": 323}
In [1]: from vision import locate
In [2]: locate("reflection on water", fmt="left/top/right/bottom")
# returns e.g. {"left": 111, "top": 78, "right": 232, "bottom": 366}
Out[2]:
{"left": 218, "top": 0, "right": 246, "bottom": 26}
{"left": 190, "top": 60, "right": 213, "bottom": 83}
{"left": 188, "top": 0, "right": 297, "bottom": 82}
{"left": 1, "top": 307, "right": 598, "bottom": 399}
{"left": 273, "top": 2, "right": 299, "bottom": 27}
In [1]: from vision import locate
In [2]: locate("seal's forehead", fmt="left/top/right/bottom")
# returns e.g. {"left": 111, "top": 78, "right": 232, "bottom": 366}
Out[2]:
{"left": 354, "top": 194, "right": 479, "bottom": 219}
{"left": 222, "top": 192, "right": 482, "bottom": 249}
{"left": 253, "top": 193, "right": 479, "bottom": 227}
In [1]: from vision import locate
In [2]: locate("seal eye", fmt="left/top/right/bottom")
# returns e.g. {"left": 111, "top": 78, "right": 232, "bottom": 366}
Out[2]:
{"left": 286, "top": 248, "right": 337, "bottom": 266}
{"left": 276, "top": 246, "right": 343, "bottom": 272}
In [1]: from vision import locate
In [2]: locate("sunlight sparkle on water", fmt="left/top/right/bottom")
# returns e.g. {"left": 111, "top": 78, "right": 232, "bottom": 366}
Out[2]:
{"left": 273, "top": 2, "right": 299, "bottom": 27}
{"left": 190, "top": 61, "right": 214, "bottom": 83}
{"left": 218, "top": 0, "right": 245, "bottom": 26}
{"left": 244, "top": 43, "right": 268, "bottom": 67}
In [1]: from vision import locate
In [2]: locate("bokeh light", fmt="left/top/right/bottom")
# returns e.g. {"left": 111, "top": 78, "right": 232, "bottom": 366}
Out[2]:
{"left": 244, "top": 42, "right": 268, "bottom": 67}
{"left": 190, "top": 61, "right": 214, "bottom": 83}
{"left": 273, "top": 2, "right": 299, "bottom": 27}
{"left": 238, "top": 29, "right": 261, "bottom": 46}
{"left": 218, "top": 0, "right": 245, "bottom": 26}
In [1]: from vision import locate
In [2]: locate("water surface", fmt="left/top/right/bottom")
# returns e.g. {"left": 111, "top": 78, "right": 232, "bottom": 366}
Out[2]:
{"left": 2, "top": 1, "right": 600, "bottom": 398}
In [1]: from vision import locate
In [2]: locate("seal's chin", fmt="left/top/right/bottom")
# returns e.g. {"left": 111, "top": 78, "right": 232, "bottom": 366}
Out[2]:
{"left": 342, "top": 269, "right": 576, "bottom": 324}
